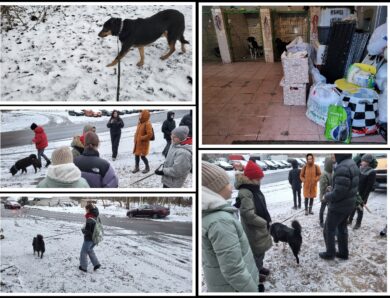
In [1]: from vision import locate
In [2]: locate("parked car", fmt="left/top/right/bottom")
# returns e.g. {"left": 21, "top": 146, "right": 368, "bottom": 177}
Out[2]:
{"left": 264, "top": 160, "right": 278, "bottom": 170}
{"left": 298, "top": 158, "right": 307, "bottom": 165}
{"left": 127, "top": 204, "right": 170, "bottom": 219}
{"left": 4, "top": 199, "right": 21, "bottom": 209}
{"left": 82, "top": 109, "right": 102, "bottom": 117}
{"left": 216, "top": 160, "right": 234, "bottom": 171}
{"left": 68, "top": 110, "right": 84, "bottom": 116}
{"left": 256, "top": 160, "right": 268, "bottom": 171}
{"left": 280, "top": 160, "right": 292, "bottom": 168}
{"left": 272, "top": 160, "right": 287, "bottom": 169}
{"left": 100, "top": 109, "right": 112, "bottom": 116}
{"left": 374, "top": 154, "right": 387, "bottom": 191}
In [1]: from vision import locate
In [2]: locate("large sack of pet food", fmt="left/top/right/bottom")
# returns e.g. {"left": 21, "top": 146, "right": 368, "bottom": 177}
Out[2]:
{"left": 325, "top": 104, "right": 352, "bottom": 143}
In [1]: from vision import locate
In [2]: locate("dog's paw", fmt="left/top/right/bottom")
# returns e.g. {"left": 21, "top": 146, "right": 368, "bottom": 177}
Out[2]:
{"left": 160, "top": 55, "right": 168, "bottom": 61}
{"left": 136, "top": 61, "right": 144, "bottom": 67}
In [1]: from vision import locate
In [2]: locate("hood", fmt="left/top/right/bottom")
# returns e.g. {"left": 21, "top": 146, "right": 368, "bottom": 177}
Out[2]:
{"left": 335, "top": 154, "right": 352, "bottom": 164}
{"left": 140, "top": 110, "right": 150, "bottom": 123}
{"left": 34, "top": 126, "right": 44, "bottom": 134}
{"left": 71, "top": 135, "right": 84, "bottom": 149}
{"left": 234, "top": 172, "right": 260, "bottom": 189}
{"left": 167, "top": 111, "right": 175, "bottom": 120}
{"left": 291, "top": 159, "right": 298, "bottom": 169}
{"left": 83, "top": 124, "right": 94, "bottom": 134}
{"left": 324, "top": 157, "right": 334, "bottom": 173}
{"left": 306, "top": 154, "right": 315, "bottom": 163}
{"left": 202, "top": 186, "right": 234, "bottom": 214}
{"left": 90, "top": 207, "right": 99, "bottom": 217}
{"left": 46, "top": 163, "right": 82, "bottom": 183}
{"left": 173, "top": 142, "right": 192, "bottom": 153}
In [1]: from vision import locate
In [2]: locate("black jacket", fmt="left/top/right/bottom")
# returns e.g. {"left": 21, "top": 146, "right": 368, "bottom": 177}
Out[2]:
{"left": 359, "top": 168, "right": 376, "bottom": 204}
{"left": 325, "top": 156, "right": 360, "bottom": 212}
{"left": 83, "top": 207, "right": 99, "bottom": 241}
{"left": 107, "top": 117, "right": 124, "bottom": 135}
{"left": 161, "top": 112, "right": 176, "bottom": 140}
{"left": 288, "top": 160, "right": 302, "bottom": 190}
{"left": 179, "top": 111, "right": 192, "bottom": 137}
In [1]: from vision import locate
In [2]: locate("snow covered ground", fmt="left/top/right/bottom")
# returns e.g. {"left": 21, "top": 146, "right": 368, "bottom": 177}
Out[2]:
{"left": 201, "top": 180, "right": 387, "bottom": 293}
{"left": 0, "top": 4, "right": 193, "bottom": 102}
{"left": 1, "top": 216, "right": 192, "bottom": 293}
{"left": 0, "top": 112, "right": 193, "bottom": 189}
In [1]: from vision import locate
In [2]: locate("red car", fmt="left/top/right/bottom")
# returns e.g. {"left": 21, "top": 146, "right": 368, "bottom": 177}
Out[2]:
{"left": 127, "top": 204, "right": 170, "bottom": 219}
{"left": 4, "top": 200, "right": 21, "bottom": 209}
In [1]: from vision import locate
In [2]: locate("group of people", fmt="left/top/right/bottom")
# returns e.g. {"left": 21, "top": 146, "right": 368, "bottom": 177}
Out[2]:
{"left": 202, "top": 153, "right": 380, "bottom": 292}
{"left": 29, "top": 109, "right": 193, "bottom": 188}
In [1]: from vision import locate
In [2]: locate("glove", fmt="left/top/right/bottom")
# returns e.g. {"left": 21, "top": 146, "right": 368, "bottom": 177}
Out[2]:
{"left": 154, "top": 169, "right": 164, "bottom": 176}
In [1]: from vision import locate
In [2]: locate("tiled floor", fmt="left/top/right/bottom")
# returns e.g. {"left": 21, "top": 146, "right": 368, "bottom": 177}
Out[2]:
{"left": 202, "top": 61, "right": 386, "bottom": 145}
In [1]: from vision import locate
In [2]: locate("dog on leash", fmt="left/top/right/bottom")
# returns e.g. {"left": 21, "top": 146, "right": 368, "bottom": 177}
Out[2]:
{"left": 10, "top": 154, "right": 42, "bottom": 176}
{"left": 32, "top": 234, "right": 45, "bottom": 258}
{"left": 98, "top": 9, "right": 189, "bottom": 67}
{"left": 247, "top": 37, "right": 263, "bottom": 59}
{"left": 270, "top": 220, "right": 302, "bottom": 264}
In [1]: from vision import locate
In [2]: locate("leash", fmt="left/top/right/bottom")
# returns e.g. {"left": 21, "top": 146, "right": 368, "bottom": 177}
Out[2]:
{"left": 130, "top": 164, "right": 164, "bottom": 186}
{"left": 116, "top": 37, "right": 121, "bottom": 102}
{"left": 280, "top": 200, "right": 321, "bottom": 224}
{"left": 44, "top": 230, "right": 75, "bottom": 239}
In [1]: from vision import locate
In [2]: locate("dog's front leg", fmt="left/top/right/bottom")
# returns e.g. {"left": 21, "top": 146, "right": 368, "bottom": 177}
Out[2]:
{"left": 137, "top": 47, "right": 145, "bottom": 67}
{"left": 107, "top": 42, "right": 132, "bottom": 67}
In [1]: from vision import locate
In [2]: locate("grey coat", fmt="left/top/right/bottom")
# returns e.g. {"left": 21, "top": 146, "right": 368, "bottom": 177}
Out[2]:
{"left": 162, "top": 143, "right": 192, "bottom": 188}
{"left": 202, "top": 186, "right": 259, "bottom": 292}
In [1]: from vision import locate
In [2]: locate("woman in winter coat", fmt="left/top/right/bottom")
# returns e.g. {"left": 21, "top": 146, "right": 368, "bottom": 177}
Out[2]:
{"left": 155, "top": 126, "right": 192, "bottom": 188}
{"left": 202, "top": 161, "right": 260, "bottom": 292}
{"left": 74, "top": 132, "right": 119, "bottom": 188}
{"left": 319, "top": 157, "right": 334, "bottom": 228}
{"left": 37, "top": 146, "right": 90, "bottom": 188}
{"left": 79, "top": 203, "right": 101, "bottom": 272}
{"left": 161, "top": 111, "right": 176, "bottom": 157}
{"left": 300, "top": 153, "right": 321, "bottom": 215}
{"left": 234, "top": 160, "right": 272, "bottom": 287}
{"left": 133, "top": 110, "right": 153, "bottom": 174}
{"left": 107, "top": 110, "right": 124, "bottom": 161}
{"left": 288, "top": 159, "right": 302, "bottom": 209}
{"left": 349, "top": 154, "right": 377, "bottom": 230}
{"left": 71, "top": 124, "right": 96, "bottom": 159}
{"left": 320, "top": 154, "right": 359, "bottom": 260}
{"left": 30, "top": 123, "right": 51, "bottom": 167}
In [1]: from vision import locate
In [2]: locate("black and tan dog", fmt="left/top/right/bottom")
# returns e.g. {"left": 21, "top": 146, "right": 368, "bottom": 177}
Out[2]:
{"left": 98, "top": 9, "right": 189, "bottom": 67}
{"left": 10, "top": 154, "right": 42, "bottom": 176}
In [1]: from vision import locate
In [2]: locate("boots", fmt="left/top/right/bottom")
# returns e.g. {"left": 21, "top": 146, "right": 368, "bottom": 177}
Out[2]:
{"left": 305, "top": 208, "right": 309, "bottom": 216}
{"left": 142, "top": 164, "right": 150, "bottom": 174}
{"left": 320, "top": 221, "right": 324, "bottom": 228}
{"left": 353, "top": 223, "right": 361, "bottom": 230}
{"left": 45, "top": 160, "right": 51, "bottom": 168}
{"left": 309, "top": 207, "right": 314, "bottom": 215}
{"left": 132, "top": 167, "right": 140, "bottom": 173}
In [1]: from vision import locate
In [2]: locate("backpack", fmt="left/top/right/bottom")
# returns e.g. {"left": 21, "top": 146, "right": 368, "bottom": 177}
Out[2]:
{"left": 91, "top": 217, "right": 104, "bottom": 245}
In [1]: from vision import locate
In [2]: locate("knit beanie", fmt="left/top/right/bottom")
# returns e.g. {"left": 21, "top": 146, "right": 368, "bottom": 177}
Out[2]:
{"left": 30, "top": 123, "right": 38, "bottom": 130}
{"left": 172, "top": 126, "right": 189, "bottom": 141}
{"left": 244, "top": 160, "right": 264, "bottom": 180}
{"left": 83, "top": 124, "right": 95, "bottom": 134}
{"left": 202, "top": 161, "right": 230, "bottom": 194}
{"left": 51, "top": 146, "right": 73, "bottom": 165}
{"left": 361, "top": 154, "right": 374, "bottom": 164}
{"left": 84, "top": 131, "right": 99, "bottom": 147}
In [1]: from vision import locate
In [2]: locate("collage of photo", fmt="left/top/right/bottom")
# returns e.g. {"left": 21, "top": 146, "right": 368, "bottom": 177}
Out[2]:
{"left": 0, "top": 2, "right": 388, "bottom": 297}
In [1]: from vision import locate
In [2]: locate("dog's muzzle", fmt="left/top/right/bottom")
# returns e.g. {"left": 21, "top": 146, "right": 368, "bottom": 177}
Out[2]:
{"left": 98, "top": 30, "right": 111, "bottom": 37}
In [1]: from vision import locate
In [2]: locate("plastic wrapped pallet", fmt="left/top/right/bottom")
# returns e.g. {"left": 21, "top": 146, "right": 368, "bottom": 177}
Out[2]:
{"left": 280, "top": 77, "right": 307, "bottom": 106}
{"left": 281, "top": 51, "right": 309, "bottom": 84}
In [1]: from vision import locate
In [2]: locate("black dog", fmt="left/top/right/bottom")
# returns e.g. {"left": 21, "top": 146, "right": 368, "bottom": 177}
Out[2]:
{"left": 32, "top": 234, "right": 45, "bottom": 258}
{"left": 275, "top": 38, "right": 290, "bottom": 58}
{"left": 10, "top": 154, "right": 42, "bottom": 176}
{"left": 247, "top": 36, "right": 263, "bottom": 59}
{"left": 98, "top": 9, "right": 189, "bottom": 67}
{"left": 270, "top": 220, "right": 302, "bottom": 264}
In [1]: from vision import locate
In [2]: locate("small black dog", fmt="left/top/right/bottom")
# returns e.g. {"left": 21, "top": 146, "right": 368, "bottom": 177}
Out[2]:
{"left": 270, "top": 220, "right": 302, "bottom": 264}
{"left": 275, "top": 38, "right": 290, "bottom": 58}
{"left": 247, "top": 36, "right": 263, "bottom": 59}
{"left": 10, "top": 154, "right": 42, "bottom": 176}
{"left": 32, "top": 234, "right": 45, "bottom": 258}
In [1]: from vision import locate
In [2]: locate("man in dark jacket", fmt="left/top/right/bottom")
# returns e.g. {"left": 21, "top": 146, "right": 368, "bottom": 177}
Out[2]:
{"left": 320, "top": 154, "right": 359, "bottom": 260}
{"left": 161, "top": 111, "right": 176, "bottom": 157}
{"left": 288, "top": 159, "right": 302, "bottom": 209}
{"left": 349, "top": 154, "right": 377, "bottom": 230}
{"left": 179, "top": 110, "right": 192, "bottom": 137}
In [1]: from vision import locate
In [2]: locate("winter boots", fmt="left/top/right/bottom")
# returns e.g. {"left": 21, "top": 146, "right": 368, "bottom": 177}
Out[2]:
{"left": 132, "top": 167, "right": 140, "bottom": 174}
{"left": 45, "top": 160, "right": 51, "bottom": 168}
{"left": 319, "top": 252, "right": 335, "bottom": 260}
{"left": 309, "top": 207, "right": 314, "bottom": 215}
{"left": 79, "top": 266, "right": 87, "bottom": 273}
{"left": 305, "top": 208, "right": 309, "bottom": 216}
{"left": 94, "top": 264, "right": 101, "bottom": 271}
{"left": 353, "top": 223, "right": 361, "bottom": 230}
{"left": 142, "top": 159, "right": 150, "bottom": 174}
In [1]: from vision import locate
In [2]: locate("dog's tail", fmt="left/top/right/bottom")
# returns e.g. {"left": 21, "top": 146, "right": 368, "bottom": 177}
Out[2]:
{"left": 180, "top": 35, "right": 189, "bottom": 44}
{"left": 291, "top": 220, "right": 301, "bottom": 236}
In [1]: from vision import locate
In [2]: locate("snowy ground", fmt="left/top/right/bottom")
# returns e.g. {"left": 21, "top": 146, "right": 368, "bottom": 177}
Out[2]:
{"left": 1, "top": 216, "right": 192, "bottom": 293}
{"left": 0, "top": 4, "right": 193, "bottom": 102}
{"left": 201, "top": 180, "right": 387, "bottom": 293}
{"left": 0, "top": 114, "right": 193, "bottom": 189}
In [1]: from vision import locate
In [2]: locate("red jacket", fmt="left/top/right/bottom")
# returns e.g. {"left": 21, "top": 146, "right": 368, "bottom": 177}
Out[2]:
{"left": 32, "top": 126, "right": 48, "bottom": 150}
{"left": 180, "top": 137, "right": 192, "bottom": 145}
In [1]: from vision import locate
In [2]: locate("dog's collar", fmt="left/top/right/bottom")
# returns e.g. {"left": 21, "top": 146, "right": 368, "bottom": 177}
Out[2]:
{"left": 118, "top": 19, "right": 124, "bottom": 36}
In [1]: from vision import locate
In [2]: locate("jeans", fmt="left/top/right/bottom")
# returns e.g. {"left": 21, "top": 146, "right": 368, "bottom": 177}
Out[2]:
{"left": 292, "top": 188, "right": 301, "bottom": 207}
{"left": 162, "top": 140, "right": 171, "bottom": 158}
{"left": 254, "top": 253, "right": 265, "bottom": 273}
{"left": 110, "top": 132, "right": 121, "bottom": 159}
{"left": 349, "top": 207, "right": 363, "bottom": 225}
{"left": 37, "top": 149, "right": 50, "bottom": 164}
{"left": 319, "top": 202, "right": 328, "bottom": 223}
{"left": 80, "top": 240, "right": 100, "bottom": 270}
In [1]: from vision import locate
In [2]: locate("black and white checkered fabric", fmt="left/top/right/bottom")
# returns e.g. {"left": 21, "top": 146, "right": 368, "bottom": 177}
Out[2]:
{"left": 342, "top": 96, "right": 378, "bottom": 136}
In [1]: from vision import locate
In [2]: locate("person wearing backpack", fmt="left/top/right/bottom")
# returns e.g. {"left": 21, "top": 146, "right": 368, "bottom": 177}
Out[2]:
{"left": 154, "top": 126, "right": 192, "bottom": 188}
{"left": 79, "top": 203, "right": 102, "bottom": 272}
{"left": 300, "top": 154, "right": 322, "bottom": 215}
{"left": 133, "top": 110, "right": 154, "bottom": 174}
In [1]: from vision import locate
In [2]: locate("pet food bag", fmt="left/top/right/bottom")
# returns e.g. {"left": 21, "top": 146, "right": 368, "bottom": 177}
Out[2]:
{"left": 346, "top": 64, "right": 375, "bottom": 89}
{"left": 341, "top": 88, "right": 379, "bottom": 137}
{"left": 325, "top": 104, "right": 352, "bottom": 143}
{"left": 306, "top": 83, "right": 341, "bottom": 126}
{"left": 281, "top": 51, "right": 309, "bottom": 84}
{"left": 280, "top": 77, "right": 307, "bottom": 106}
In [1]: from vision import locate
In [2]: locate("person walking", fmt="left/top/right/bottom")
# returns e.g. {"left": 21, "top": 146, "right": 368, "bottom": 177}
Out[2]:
{"left": 300, "top": 154, "right": 321, "bottom": 215}
{"left": 79, "top": 203, "right": 101, "bottom": 272}
{"left": 132, "top": 110, "right": 153, "bottom": 174}
{"left": 107, "top": 110, "right": 124, "bottom": 161}
{"left": 319, "top": 154, "right": 359, "bottom": 260}
{"left": 319, "top": 157, "right": 334, "bottom": 228}
{"left": 234, "top": 160, "right": 272, "bottom": 288}
{"left": 155, "top": 126, "right": 192, "bottom": 188}
{"left": 74, "top": 132, "right": 119, "bottom": 188}
{"left": 349, "top": 154, "right": 377, "bottom": 230}
{"left": 37, "top": 146, "right": 90, "bottom": 188}
{"left": 30, "top": 123, "right": 51, "bottom": 167}
{"left": 288, "top": 159, "right": 302, "bottom": 209}
{"left": 202, "top": 161, "right": 260, "bottom": 292}
{"left": 161, "top": 111, "right": 176, "bottom": 157}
